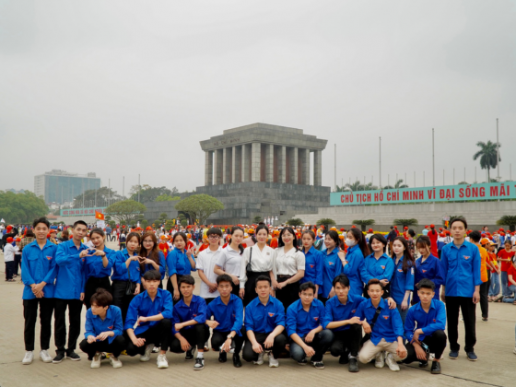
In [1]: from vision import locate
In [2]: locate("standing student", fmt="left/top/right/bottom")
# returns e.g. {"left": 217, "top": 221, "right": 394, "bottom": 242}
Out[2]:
{"left": 356, "top": 279, "right": 407, "bottom": 372}
{"left": 53, "top": 220, "right": 90, "bottom": 364}
{"left": 360, "top": 234, "right": 395, "bottom": 298}
{"left": 271, "top": 227, "right": 305, "bottom": 309}
{"left": 339, "top": 228, "right": 369, "bottom": 297}
{"left": 239, "top": 225, "right": 274, "bottom": 307}
{"left": 214, "top": 226, "right": 245, "bottom": 296}
{"left": 242, "top": 275, "right": 287, "bottom": 368}
{"left": 320, "top": 230, "right": 344, "bottom": 304}
{"left": 205, "top": 274, "right": 244, "bottom": 367}
{"left": 497, "top": 239, "right": 515, "bottom": 299}
{"left": 3, "top": 236, "right": 17, "bottom": 281}
{"left": 139, "top": 232, "right": 166, "bottom": 289}
{"left": 299, "top": 230, "right": 323, "bottom": 298}
{"left": 390, "top": 237, "right": 415, "bottom": 323}
{"left": 440, "top": 217, "right": 481, "bottom": 361}
{"left": 402, "top": 279, "right": 447, "bottom": 374}
{"left": 287, "top": 282, "right": 333, "bottom": 369}
{"left": 197, "top": 227, "right": 224, "bottom": 305}
{"left": 413, "top": 236, "right": 444, "bottom": 304}
{"left": 502, "top": 258, "right": 516, "bottom": 304}
{"left": 21, "top": 217, "right": 57, "bottom": 365}
{"left": 484, "top": 240, "right": 501, "bottom": 301}
{"left": 111, "top": 232, "right": 142, "bottom": 322}
{"left": 79, "top": 289, "right": 125, "bottom": 369}
{"left": 169, "top": 275, "right": 207, "bottom": 370}
{"left": 166, "top": 232, "right": 196, "bottom": 302}
{"left": 83, "top": 228, "right": 115, "bottom": 310}
{"left": 469, "top": 231, "right": 490, "bottom": 321}
{"left": 428, "top": 225, "right": 438, "bottom": 257}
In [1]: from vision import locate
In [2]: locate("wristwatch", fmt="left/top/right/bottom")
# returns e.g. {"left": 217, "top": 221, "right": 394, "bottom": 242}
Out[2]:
{"left": 227, "top": 334, "right": 234, "bottom": 340}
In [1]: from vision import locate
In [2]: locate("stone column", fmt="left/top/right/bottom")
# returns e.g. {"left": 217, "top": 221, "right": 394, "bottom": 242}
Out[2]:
{"left": 279, "top": 146, "right": 286, "bottom": 184}
{"left": 300, "top": 148, "right": 310, "bottom": 185}
{"left": 251, "top": 142, "right": 261, "bottom": 182}
{"left": 231, "top": 146, "right": 238, "bottom": 183}
{"left": 242, "top": 144, "right": 249, "bottom": 182}
{"left": 314, "top": 150, "right": 322, "bottom": 186}
{"left": 289, "top": 147, "right": 298, "bottom": 184}
{"left": 223, "top": 147, "right": 232, "bottom": 184}
{"left": 214, "top": 149, "right": 223, "bottom": 185}
{"left": 204, "top": 151, "right": 213, "bottom": 186}
{"left": 265, "top": 144, "right": 274, "bottom": 182}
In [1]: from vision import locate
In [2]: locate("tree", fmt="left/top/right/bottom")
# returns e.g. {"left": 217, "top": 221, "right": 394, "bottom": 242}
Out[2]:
{"left": 352, "top": 219, "right": 375, "bottom": 232}
{"left": 175, "top": 194, "right": 224, "bottom": 225}
{"left": 73, "top": 186, "right": 124, "bottom": 208}
{"left": 286, "top": 218, "right": 304, "bottom": 227}
{"left": 0, "top": 191, "right": 49, "bottom": 224}
{"left": 473, "top": 140, "right": 500, "bottom": 182}
{"left": 393, "top": 218, "right": 418, "bottom": 227}
{"left": 457, "top": 181, "right": 468, "bottom": 185}
{"left": 383, "top": 179, "right": 408, "bottom": 190}
{"left": 155, "top": 194, "right": 181, "bottom": 202}
{"left": 316, "top": 218, "right": 336, "bottom": 230}
{"left": 104, "top": 200, "right": 147, "bottom": 223}
{"left": 497, "top": 216, "right": 516, "bottom": 232}
{"left": 130, "top": 185, "right": 179, "bottom": 203}
{"left": 252, "top": 216, "right": 263, "bottom": 223}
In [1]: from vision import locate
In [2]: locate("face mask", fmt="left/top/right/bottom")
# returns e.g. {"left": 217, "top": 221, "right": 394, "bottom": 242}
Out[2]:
{"left": 345, "top": 238, "right": 356, "bottom": 247}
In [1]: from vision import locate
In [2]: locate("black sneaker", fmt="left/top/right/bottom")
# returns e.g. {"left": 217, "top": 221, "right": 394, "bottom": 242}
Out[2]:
{"left": 348, "top": 358, "right": 359, "bottom": 372}
{"left": 233, "top": 354, "right": 242, "bottom": 368}
{"left": 312, "top": 360, "right": 325, "bottom": 370}
{"left": 67, "top": 351, "right": 81, "bottom": 361}
{"left": 52, "top": 352, "right": 65, "bottom": 364}
{"left": 466, "top": 351, "right": 477, "bottom": 361}
{"left": 298, "top": 358, "right": 308, "bottom": 366}
{"left": 431, "top": 361, "right": 441, "bottom": 374}
{"left": 185, "top": 350, "right": 194, "bottom": 360}
{"left": 339, "top": 355, "right": 349, "bottom": 364}
{"left": 194, "top": 357, "right": 205, "bottom": 370}
{"left": 219, "top": 351, "right": 227, "bottom": 363}
{"left": 419, "top": 361, "right": 428, "bottom": 367}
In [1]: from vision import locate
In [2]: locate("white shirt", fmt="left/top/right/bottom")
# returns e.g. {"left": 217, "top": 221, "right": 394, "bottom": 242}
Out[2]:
{"left": 196, "top": 246, "right": 223, "bottom": 299}
{"left": 4, "top": 244, "right": 18, "bottom": 262}
{"left": 272, "top": 246, "right": 305, "bottom": 276}
{"left": 216, "top": 245, "right": 244, "bottom": 277}
{"left": 239, "top": 244, "right": 274, "bottom": 288}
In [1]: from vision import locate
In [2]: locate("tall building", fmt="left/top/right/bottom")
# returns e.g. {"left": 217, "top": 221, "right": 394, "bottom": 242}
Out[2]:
{"left": 34, "top": 170, "right": 101, "bottom": 204}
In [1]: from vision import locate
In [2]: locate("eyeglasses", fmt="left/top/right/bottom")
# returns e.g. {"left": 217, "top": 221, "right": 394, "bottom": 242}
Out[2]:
{"left": 208, "top": 235, "right": 220, "bottom": 239}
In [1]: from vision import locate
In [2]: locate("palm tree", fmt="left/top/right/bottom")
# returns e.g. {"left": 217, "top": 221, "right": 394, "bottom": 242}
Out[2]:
{"left": 363, "top": 182, "right": 379, "bottom": 191}
{"left": 394, "top": 179, "right": 408, "bottom": 189}
{"left": 344, "top": 180, "right": 364, "bottom": 192}
{"left": 473, "top": 141, "right": 500, "bottom": 182}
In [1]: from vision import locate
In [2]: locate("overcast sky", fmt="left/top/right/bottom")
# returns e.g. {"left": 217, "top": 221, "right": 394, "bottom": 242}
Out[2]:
{"left": 1, "top": 0, "right": 515, "bottom": 195}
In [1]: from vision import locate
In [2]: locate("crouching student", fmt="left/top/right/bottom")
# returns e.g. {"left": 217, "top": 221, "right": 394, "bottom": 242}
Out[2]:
{"left": 169, "top": 275, "right": 207, "bottom": 370}
{"left": 205, "top": 274, "right": 244, "bottom": 368}
{"left": 402, "top": 279, "right": 447, "bottom": 374}
{"left": 357, "top": 279, "right": 407, "bottom": 372}
{"left": 287, "top": 282, "right": 333, "bottom": 369}
{"left": 124, "top": 270, "right": 173, "bottom": 369}
{"left": 242, "top": 275, "right": 287, "bottom": 368}
{"left": 79, "top": 289, "right": 125, "bottom": 369}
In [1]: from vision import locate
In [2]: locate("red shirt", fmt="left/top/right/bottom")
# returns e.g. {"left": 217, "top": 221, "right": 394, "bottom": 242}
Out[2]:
{"left": 507, "top": 264, "right": 516, "bottom": 281}
{"left": 497, "top": 249, "right": 515, "bottom": 272}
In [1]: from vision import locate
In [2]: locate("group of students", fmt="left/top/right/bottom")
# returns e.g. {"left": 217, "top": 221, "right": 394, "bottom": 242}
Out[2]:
{"left": 19, "top": 215, "right": 490, "bottom": 374}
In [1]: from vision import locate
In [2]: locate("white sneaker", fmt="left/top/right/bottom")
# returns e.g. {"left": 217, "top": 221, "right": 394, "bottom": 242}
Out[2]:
{"left": 91, "top": 353, "right": 101, "bottom": 369}
{"left": 140, "top": 344, "right": 154, "bottom": 362}
{"left": 22, "top": 351, "right": 34, "bottom": 365}
{"left": 157, "top": 354, "right": 168, "bottom": 369}
{"left": 253, "top": 352, "right": 264, "bottom": 365}
{"left": 110, "top": 356, "right": 123, "bottom": 368}
{"left": 375, "top": 352, "right": 385, "bottom": 368}
{"left": 385, "top": 353, "right": 400, "bottom": 371}
{"left": 40, "top": 350, "right": 52, "bottom": 363}
{"left": 268, "top": 352, "right": 279, "bottom": 368}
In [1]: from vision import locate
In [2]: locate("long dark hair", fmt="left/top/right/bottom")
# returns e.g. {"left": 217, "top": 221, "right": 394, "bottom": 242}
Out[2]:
{"left": 172, "top": 232, "right": 188, "bottom": 250}
{"left": 140, "top": 231, "right": 160, "bottom": 271}
{"left": 125, "top": 232, "right": 141, "bottom": 254}
{"left": 278, "top": 227, "right": 299, "bottom": 251}
{"left": 368, "top": 234, "right": 387, "bottom": 253}
{"left": 326, "top": 230, "right": 344, "bottom": 251}
{"left": 348, "top": 228, "right": 371, "bottom": 256}
{"left": 229, "top": 226, "right": 245, "bottom": 255}
{"left": 392, "top": 236, "right": 414, "bottom": 272}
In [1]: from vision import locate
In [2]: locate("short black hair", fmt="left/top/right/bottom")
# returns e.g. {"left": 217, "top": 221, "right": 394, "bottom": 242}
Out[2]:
{"left": 207, "top": 227, "right": 222, "bottom": 237}
{"left": 33, "top": 217, "right": 50, "bottom": 229}
{"left": 450, "top": 217, "right": 467, "bottom": 229}
{"left": 179, "top": 275, "right": 195, "bottom": 286}
{"left": 332, "top": 274, "right": 350, "bottom": 288}
{"left": 90, "top": 288, "right": 113, "bottom": 307}
{"left": 73, "top": 220, "right": 88, "bottom": 229}
{"left": 216, "top": 274, "right": 233, "bottom": 285}
{"left": 469, "top": 230, "right": 481, "bottom": 243}
{"left": 143, "top": 270, "right": 161, "bottom": 281}
{"left": 408, "top": 229, "right": 416, "bottom": 237}
{"left": 255, "top": 275, "right": 271, "bottom": 287}
{"left": 299, "top": 281, "right": 316, "bottom": 293}
{"left": 417, "top": 278, "right": 436, "bottom": 291}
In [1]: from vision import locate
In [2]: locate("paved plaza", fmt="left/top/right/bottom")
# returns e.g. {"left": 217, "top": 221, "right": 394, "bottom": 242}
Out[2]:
{"left": 0, "top": 241, "right": 514, "bottom": 387}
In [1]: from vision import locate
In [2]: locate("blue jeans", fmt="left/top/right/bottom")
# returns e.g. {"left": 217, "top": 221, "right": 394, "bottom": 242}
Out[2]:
{"left": 502, "top": 285, "right": 516, "bottom": 303}
{"left": 290, "top": 330, "right": 334, "bottom": 362}
{"left": 397, "top": 304, "right": 408, "bottom": 324}
{"left": 501, "top": 272, "right": 510, "bottom": 297}
{"left": 489, "top": 272, "right": 500, "bottom": 296}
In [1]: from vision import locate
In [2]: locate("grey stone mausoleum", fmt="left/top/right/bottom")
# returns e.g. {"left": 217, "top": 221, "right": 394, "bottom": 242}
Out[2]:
{"left": 197, "top": 123, "right": 331, "bottom": 224}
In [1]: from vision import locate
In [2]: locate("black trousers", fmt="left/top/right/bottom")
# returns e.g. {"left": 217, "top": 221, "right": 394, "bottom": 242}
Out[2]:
{"left": 5, "top": 261, "right": 15, "bottom": 280}
{"left": 170, "top": 324, "right": 206, "bottom": 353}
{"left": 445, "top": 296, "right": 476, "bottom": 352}
{"left": 479, "top": 273, "right": 490, "bottom": 318}
{"left": 403, "top": 330, "right": 447, "bottom": 362}
{"left": 231, "top": 282, "right": 240, "bottom": 297}
{"left": 275, "top": 277, "right": 300, "bottom": 310}
{"left": 210, "top": 329, "right": 244, "bottom": 355}
{"left": 23, "top": 298, "right": 54, "bottom": 351}
{"left": 242, "top": 332, "right": 288, "bottom": 362}
{"left": 124, "top": 319, "right": 172, "bottom": 355}
{"left": 329, "top": 325, "right": 362, "bottom": 357}
{"left": 112, "top": 280, "right": 135, "bottom": 322}
{"left": 244, "top": 271, "right": 270, "bottom": 307}
{"left": 166, "top": 275, "right": 184, "bottom": 304}
{"left": 14, "top": 255, "right": 21, "bottom": 275}
{"left": 79, "top": 335, "right": 126, "bottom": 359}
{"left": 54, "top": 298, "right": 83, "bottom": 352}
{"left": 84, "top": 276, "right": 111, "bottom": 310}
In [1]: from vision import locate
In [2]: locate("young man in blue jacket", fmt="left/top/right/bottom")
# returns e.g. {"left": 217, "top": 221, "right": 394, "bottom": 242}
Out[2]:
{"left": 53, "top": 220, "right": 89, "bottom": 364}
{"left": 21, "top": 217, "right": 57, "bottom": 365}
{"left": 440, "top": 217, "right": 482, "bottom": 361}
{"left": 402, "top": 279, "right": 447, "bottom": 374}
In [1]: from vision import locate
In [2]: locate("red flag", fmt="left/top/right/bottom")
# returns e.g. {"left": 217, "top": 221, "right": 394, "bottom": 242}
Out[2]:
{"left": 95, "top": 211, "right": 105, "bottom": 220}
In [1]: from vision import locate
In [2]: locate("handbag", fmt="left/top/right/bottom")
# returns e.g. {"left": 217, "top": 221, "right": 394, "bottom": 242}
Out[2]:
{"left": 360, "top": 306, "right": 382, "bottom": 345}
{"left": 246, "top": 246, "right": 253, "bottom": 272}
{"left": 125, "top": 262, "right": 137, "bottom": 296}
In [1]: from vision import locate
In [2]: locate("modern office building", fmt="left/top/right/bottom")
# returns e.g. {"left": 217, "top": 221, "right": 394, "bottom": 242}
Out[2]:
{"left": 34, "top": 170, "right": 101, "bottom": 204}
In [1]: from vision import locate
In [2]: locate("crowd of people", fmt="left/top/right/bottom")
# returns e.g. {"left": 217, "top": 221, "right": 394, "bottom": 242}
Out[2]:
{"left": 1, "top": 217, "right": 515, "bottom": 375}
